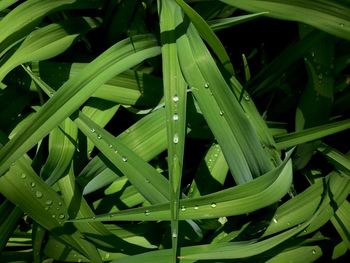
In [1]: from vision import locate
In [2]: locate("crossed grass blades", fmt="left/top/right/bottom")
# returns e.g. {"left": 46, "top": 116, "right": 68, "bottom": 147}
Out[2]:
{"left": 0, "top": 0, "right": 349, "bottom": 262}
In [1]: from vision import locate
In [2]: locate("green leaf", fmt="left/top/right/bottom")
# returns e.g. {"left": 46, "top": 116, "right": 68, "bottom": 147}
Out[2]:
{"left": 0, "top": 34, "right": 160, "bottom": 176}
{"left": 221, "top": 0, "right": 350, "bottom": 40}
{"left": 69, "top": 149, "right": 293, "bottom": 222}
{"left": 275, "top": 119, "right": 350, "bottom": 149}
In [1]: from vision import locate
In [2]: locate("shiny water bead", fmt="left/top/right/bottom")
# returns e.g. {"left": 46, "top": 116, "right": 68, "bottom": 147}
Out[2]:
{"left": 173, "top": 134, "right": 179, "bottom": 144}
{"left": 35, "top": 191, "right": 43, "bottom": 199}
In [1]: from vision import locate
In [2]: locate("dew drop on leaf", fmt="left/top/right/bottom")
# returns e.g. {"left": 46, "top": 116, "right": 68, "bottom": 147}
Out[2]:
{"left": 312, "top": 249, "right": 316, "bottom": 255}
{"left": 172, "top": 232, "right": 178, "bottom": 238}
{"left": 46, "top": 200, "right": 53, "bottom": 206}
{"left": 122, "top": 156, "right": 128, "bottom": 162}
{"left": 144, "top": 210, "right": 150, "bottom": 216}
{"left": 173, "top": 134, "right": 179, "bottom": 144}
{"left": 21, "top": 173, "right": 26, "bottom": 179}
{"left": 90, "top": 128, "right": 95, "bottom": 133}
{"left": 244, "top": 94, "right": 250, "bottom": 101}
{"left": 211, "top": 203, "right": 217, "bottom": 208}
{"left": 204, "top": 82, "right": 210, "bottom": 88}
{"left": 181, "top": 206, "right": 186, "bottom": 211}
{"left": 273, "top": 218, "right": 278, "bottom": 223}
{"left": 30, "top": 182, "right": 36, "bottom": 188}
{"left": 194, "top": 205, "right": 199, "bottom": 210}
{"left": 172, "top": 95, "right": 179, "bottom": 102}
{"left": 58, "top": 214, "right": 65, "bottom": 219}
{"left": 97, "top": 134, "right": 102, "bottom": 139}
{"left": 35, "top": 191, "right": 43, "bottom": 199}
{"left": 172, "top": 113, "right": 179, "bottom": 121}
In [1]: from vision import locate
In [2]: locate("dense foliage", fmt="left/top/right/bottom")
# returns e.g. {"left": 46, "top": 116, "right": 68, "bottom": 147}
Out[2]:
{"left": 0, "top": 0, "right": 349, "bottom": 262}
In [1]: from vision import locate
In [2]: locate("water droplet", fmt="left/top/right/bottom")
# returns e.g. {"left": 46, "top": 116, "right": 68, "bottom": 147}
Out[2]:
{"left": 172, "top": 232, "right": 178, "bottom": 238}
{"left": 105, "top": 253, "right": 110, "bottom": 259}
{"left": 273, "top": 218, "right": 278, "bottom": 223}
{"left": 311, "top": 52, "right": 315, "bottom": 57}
{"left": 219, "top": 110, "right": 224, "bottom": 116}
{"left": 78, "top": 259, "right": 82, "bottom": 263}
{"left": 303, "top": 229, "right": 307, "bottom": 233}
{"left": 145, "top": 179, "right": 150, "bottom": 183}
{"left": 52, "top": 215, "right": 56, "bottom": 218}
{"left": 172, "top": 95, "right": 179, "bottom": 102}
{"left": 92, "top": 216, "right": 96, "bottom": 220}
{"left": 114, "top": 149, "right": 118, "bottom": 153}
{"left": 90, "top": 128, "right": 95, "bottom": 133}
{"left": 312, "top": 249, "right": 316, "bottom": 255}
{"left": 44, "top": 207, "right": 49, "bottom": 211}
{"left": 58, "top": 214, "right": 65, "bottom": 219}
{"left": 109, "top": 144, "right": 113, "bottom": 148}
{"left": 173, "top": 134, "right": 179, "bottom": 144}
{"left": 11, "top": 162, "right": 15, "bottom": 166}
{"left": 194, "top": 205, "right": 199, "bottom": 210}
{"left": 97, "top": 134, "right": 102, "bottom": 139}
{"left": 35, "top": 191, "right": 43, "bottom": 199}
{"left": 339, "top": 23, "right": 344, "bottom": 27}
{"left": 58, "top": 202, "right": 62, "bottom": 206}
{"left": 46, "top": 200, "right": 53, "bottom": 206}
{"left": 204, "top": 82, "right": 210, "bottom": 88}
{"left": 172, "top": 114, "right": 179, "bottom": 121}
{"left": 287, "top": 222, "right": 291, "bottom": 226}
{"left": 109, "top": 214, "right": 114, "bottom": 218}
{"left": 122, "top": 156, "right": 128, "bottom": 162}
{"left": 211, "top": 203, "right": 217, "bottom": 208}
{"left": 318, "top": 73, "right": 323, "bottom": 80}
{"left": 30, "top": 182, "right": 36, "bottom": 188}
{"left": 181, "top": 206, "right": 186, "bottom": 211}
{"left": 20, "top": 173, "right": 26, "bottom": 179}
{"left": 144, "top": 210, "right": 150, "bottom": 216}
{"left": 244, "top": 94, "right": 250, "bottom": 101}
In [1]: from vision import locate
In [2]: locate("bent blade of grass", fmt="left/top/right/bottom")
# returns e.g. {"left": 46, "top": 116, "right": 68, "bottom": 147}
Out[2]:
{"left": 264, "top": 170, "right": 350, "bottom": 237}
{"left": 0, "top": 35, "right": 161, "bottom": 176}
{"left": 0, "top": 0, "right": 104, "bottom": 55}
{"left": 70, "top": 149, "right": 293, "bottom": 222}
{"left": 220, "top": 0, "right": 350, "bottom": 40}
{"left": 0, "top": 17, "right": 97, "bottom": 82}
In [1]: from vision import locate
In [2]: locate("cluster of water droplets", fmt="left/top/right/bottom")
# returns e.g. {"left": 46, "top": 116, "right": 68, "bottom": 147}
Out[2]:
{"left": 90, "top": 127, "right": 128, "bottom": 163}
{"left": 20, "top": 172, "right": 67, "bottom": 223}
{"left": 206, "top": 144, "right": 221, "bottom": 170}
